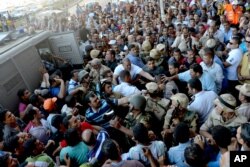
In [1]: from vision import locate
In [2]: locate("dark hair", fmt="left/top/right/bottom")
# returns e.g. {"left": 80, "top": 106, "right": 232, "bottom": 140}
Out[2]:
{"left": 146, "top": 56, "right": 155, "bottom": 63}
{"left": 119, "top": 70, "right": 131, "bottom": 82}
{"left": 0, "top": 153, "right": 9, "bottom": 167}
{"left": 3, "top": 135, "right": 19, "bottom": 152}
{"left": 17, "top": 88, "right": 26, "bottom": 100}
{"left": 132, "top": 123, "right": 150, "bottom": 145}
{"left": 231, "top": 25, "right": 239, "bottom": 31}
{"left": 212, "top": 125, "right": 231, "bottom": 148}
{"left": 108, "top": 49, "right": 116, "bottom": 56}
{"left": 128, "top": 43, "right": 137, "bottom": 51}
{"left": 245, "top": 96, "right": 250, "bottom": 103}
{"left": 241, "top": 123, "right": 250, "bottom": 148}
{"left": 167, "top": 24, "right": 175, "bottom": 29}
{"left": 184, "top": 143, "right": 205, "bottom": 167}
{"left": 51, "top": 114, "right": 64, "bottom": 130}
{"left": 168, "top": 61, "right": 180, "bottom": 69}
{"left": 64, "top": 128, "right": 81, "bottom": 146}
{"left": 182, "top": 26, "right": 189, "bottom": 31}
{"left": 62, "top": 115, "right": 73, "bottom": 129}
{"left": 173, "top": 48, "right": 181, "bottom": 53}
{"left": 26, "top": 108, "right": 37, "bottom": 121}
{"left": 101, "top": 80, "right": 112, "bottom": 92}
{"left": 190, "top": 18, "right": 195, "bottom": 21}
{"left": 70, "top": 69, "right": 79, "bottom": 78}
{"left": 65, "top": 95, "right": 76, "bottom": 108}
{"left": 29, "top": 94, "right": 39, "bottom": 106}
{"left": 0, "top": 109, "right": 8, "bottom": 123}
{"left": 232, "top": 36, "right": 240, "bottom": 45}
{"left": 23, "top": 137, "right": 37, "bottom": 156}
{"left": 101, "top": 69, "right": 112, "bottom": 78}
{"left": 190, "top": 63, "right": 203, "bottom": 75}
{"left": 101, "top": 139, "right": 120, "bottom": 160}
{"left": 203, "top": 48, "right": 214, "bottom": 59}
{"left": 188, "top": 78, "right": 202, "bottom": 92}
{"left": 84, "top": 91, "right": 96, "bottom": 104}
{"left": 173, "top": 123, "right": 190, "bottom": 143}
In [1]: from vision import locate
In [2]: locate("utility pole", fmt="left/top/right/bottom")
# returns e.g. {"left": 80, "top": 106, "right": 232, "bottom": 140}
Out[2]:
{"left": 159, "top": 0, "right": 165, "bottom": 21}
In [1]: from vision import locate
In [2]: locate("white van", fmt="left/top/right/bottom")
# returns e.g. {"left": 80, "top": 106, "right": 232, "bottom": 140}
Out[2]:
{"left": 0, "top": 31, "right": 82, "bottom": 111}
{"left": 0, "top": 10, "right": 10, "bottom": 19}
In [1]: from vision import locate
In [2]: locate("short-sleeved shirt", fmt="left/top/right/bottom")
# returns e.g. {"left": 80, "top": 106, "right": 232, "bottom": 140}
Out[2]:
{"left": 124, "top": 141, "right": 166, "bottom": 166}
{"left": 226, "top": 48, "right": 243, "bottom": 80}
{"left": 188, "top": 91, "right": 218, "bottom": 125}
{"left": 88, "top": 130, "right": 109, "bottom": 161}
{"left": 178, "top": 70, "right": 217, "bottom": 93}
{"left": 18, "top": 102, "right": 27, "bottom": 114}
{"left": 26, "top": 153, "right": 56, "bottom": 167}
{"left": 102, "top": 160, "right": 145, "bottom": 167}
{"left": 60, "top": 142, "right": 89, "bottom": 165}
{"left": 127, "top": 54, "right": 145, "bottom": 68}
{"left": 114, "top": 64, "right": 142, "bottom": 82}
{"left": 200, "top": 62, "right": 224, "bottom": 93}
{"left": 168, "top": 141, "right": 191, "bottom": 167}
{"left": 113, "top": 82, "right": 141, "bottom": 97}
{"left": 49, "top": 87, "right": 60, "bottom": 98}
{"left": 68, "top": 79, "right": 79, "bottom": 94}
{"left": 200, "top": 109, "right": 248, "bottom": 131}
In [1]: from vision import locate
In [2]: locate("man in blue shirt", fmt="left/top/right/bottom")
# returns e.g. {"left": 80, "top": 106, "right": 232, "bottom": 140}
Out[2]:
{"left": 168, "top": 123, "right": 191, "bottom": 167}
{"left": 126, "top": 43, "right": 145, "bottom": 68}
{"left": 163, "top": 63, "right": 217, "bottom": 93}
{"left": 85, "top": 92, "right": 117, "bottom": 129}
{"left": 85, "top": 92, "right": 128, "bottom": 129}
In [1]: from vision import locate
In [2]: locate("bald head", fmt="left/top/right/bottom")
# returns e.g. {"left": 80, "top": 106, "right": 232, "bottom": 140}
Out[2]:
{"left": 82, "top": 129, "right": 96, "bottom": 146}
{"left": 122, "top": 58, "right": 131, "bottom": 71}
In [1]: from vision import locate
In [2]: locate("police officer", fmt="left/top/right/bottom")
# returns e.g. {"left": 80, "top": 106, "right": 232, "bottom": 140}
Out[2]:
{"left": 200, "top": 94, "right": 247, "bottom": 144}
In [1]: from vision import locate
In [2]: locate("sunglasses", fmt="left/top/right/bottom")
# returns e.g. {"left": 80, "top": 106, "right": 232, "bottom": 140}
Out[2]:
{"left": 246, "top": 40, "right": 250, "bottom": 43}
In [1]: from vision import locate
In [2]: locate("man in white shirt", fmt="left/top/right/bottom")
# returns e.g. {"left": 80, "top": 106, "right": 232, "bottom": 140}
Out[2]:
{"left": 113, "top": 70, "right": 141, "bottom": 97}
{"left": 113, "top": 58, "right": 155, "bottom": 85}
{"left": 223, "top": 36, "right": 243, "bottom": 98}
{"left": 200, "top": 48, "right": 224, "bottom": 93}
{"left": 187, "top": 78, "right": 218, "bottom": 125}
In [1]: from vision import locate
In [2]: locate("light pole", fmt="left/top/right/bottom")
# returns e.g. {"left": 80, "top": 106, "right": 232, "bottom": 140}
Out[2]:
{"left": 159, "top": 0, "right": 165, "bottom": 21}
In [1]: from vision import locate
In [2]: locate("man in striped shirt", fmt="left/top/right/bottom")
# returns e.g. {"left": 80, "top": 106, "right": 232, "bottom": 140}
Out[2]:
{"left": 85, "top": 92, "right": 128, "bottom": 129}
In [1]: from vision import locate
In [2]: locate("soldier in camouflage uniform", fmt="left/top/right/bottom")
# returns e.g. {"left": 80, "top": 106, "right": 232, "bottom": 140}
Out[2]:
{"left": 110, "top": 95, "right": 155, "bottom": 138}
{"left": 140, "top": 40, "right": 152, "bottom": 62}
{"left": 77, "top": 70, "right": 96, "bottom": 109}
{"left": 163, "top": 93, "right": 199, "bottom": 133}
{"left": 145, "top": 82, "right": 170, "bottom": 123}
{"left": 162, "top": 93, "right": 198, "bottom": 148}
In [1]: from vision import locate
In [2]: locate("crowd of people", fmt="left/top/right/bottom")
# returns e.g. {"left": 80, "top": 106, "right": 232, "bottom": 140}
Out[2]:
{"left": 1, "top": 0, "right": 250, "bottom": 167}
